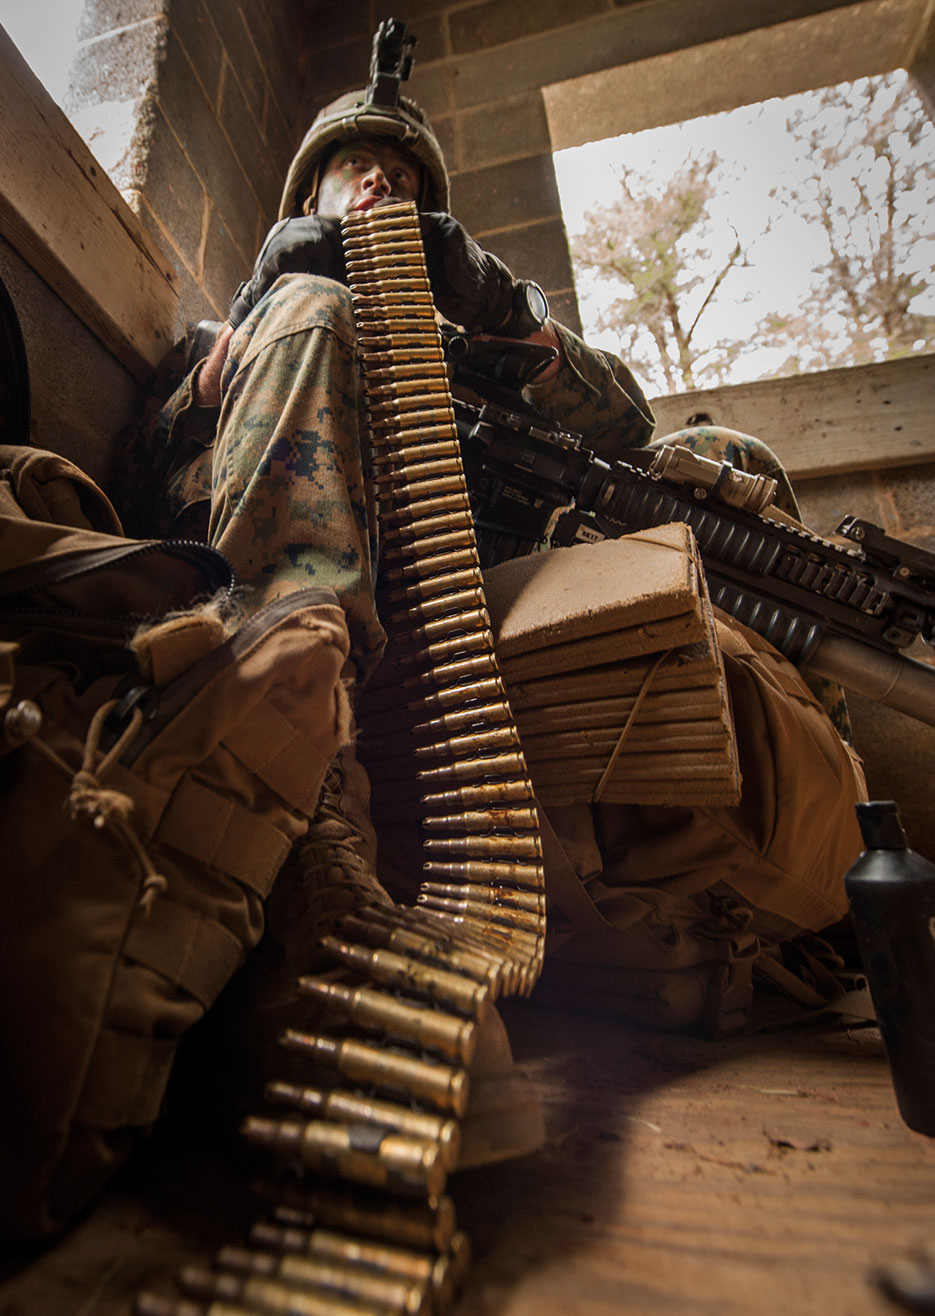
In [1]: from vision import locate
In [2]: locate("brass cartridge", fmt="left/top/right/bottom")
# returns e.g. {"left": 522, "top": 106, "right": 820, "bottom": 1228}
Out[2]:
{"left": 386, "top": 548, "right": 478, "bottom": 580}
{"left": 178, "top": 1267, "right": 381, "bottom": 1316}
{"left": 213, "top": 1247, "right": 427, "bottom": 1316}
{"left": 416, "top": 750, "right": 527, "bottom": 781}
{"left": 411, "top": 700, "right": 512, "bottom": 735}
{"left": 380, "top": 494, "right": 473, "bottom": 527}
{"left": 278, "top": 1032, "right": 469, "bottom": 1115}
{"left": 382, "top": 512, "right": 471, "bottom": 544}
{"left": 384, "top": 568, "right": 484, "bottom": 602}
{"left": 420, "top": 779, "right": 535, "bottom": 808}
{"left": 263, "top": 1082, "right": 461, "bottom": 1169}
{"left": 241, "top": 1115, "right": 447, "bottom": 1197}
{"left": 414, "top": 653, "right": 498, "bottom": 686}
{"left": 318, "top": 935, "right": 491, "bottom": 1012}
{"left": 420, "top": 883, "right": 545, "bottom": 916}
{"left": 401, "top": 629, "right": 494, "bottom": 667}
{"left": 422, "top": 833, "right": 541, "bottom": 858}
{"left": 411, "top": 677, "right": 503, "bottom": 710}
{"left": 350, "top": 905, "right": 517, "bottom": 989}
{"left": 413, "top": 725, "right": 519, "bottom": 759}
{"left": 266, "top": 1190, "right": 459, "bottom": 1254}
{"left": 296, "top": 978, "right": 478, "bottom": 1064}
{"left": 422, "top": 806, "right": 539, "bottom": 831}
{"left": 334, "top": 915, "right": 503, "bottom": 993}
{"left": 390, "top": 585, "right": 487, "bottom": 623}
{"left": 421, "top": 859, "right": 544, "bottom": 887}
{"left": 248, "top": 1221, "right": 458, "bottom": 1310}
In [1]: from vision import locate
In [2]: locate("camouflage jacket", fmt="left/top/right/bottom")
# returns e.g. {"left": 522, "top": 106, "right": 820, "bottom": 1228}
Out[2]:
{"left": 116, "top": 313, "right": 655, "bottom": 540}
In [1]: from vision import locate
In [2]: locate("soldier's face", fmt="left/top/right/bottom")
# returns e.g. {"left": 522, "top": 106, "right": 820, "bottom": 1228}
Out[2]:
{"left": 315, "top": 138, "right": 423, "bottom": 217}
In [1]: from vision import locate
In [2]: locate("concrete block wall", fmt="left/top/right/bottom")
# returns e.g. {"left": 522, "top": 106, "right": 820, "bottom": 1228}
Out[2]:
{"left": 64, "top": 0, "right": 303, "bottom": 337}
{"left": 294, "top": 0, "right": 925, "bottom": 337}
{"left": 292, "top": 0, "right": 935, "bottom": 856}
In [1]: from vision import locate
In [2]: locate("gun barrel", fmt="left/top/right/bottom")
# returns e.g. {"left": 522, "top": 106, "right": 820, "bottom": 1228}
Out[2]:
{"left": 803, "top": 633, "right": 935, "bottom": 727}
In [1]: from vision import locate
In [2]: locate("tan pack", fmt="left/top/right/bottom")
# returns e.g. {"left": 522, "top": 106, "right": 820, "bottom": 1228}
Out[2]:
{"left": 538, "top": 611, "right": 867, "bottom": 1034}
{"left": 0, "top": 446, "right": 351, "bottom": 1238}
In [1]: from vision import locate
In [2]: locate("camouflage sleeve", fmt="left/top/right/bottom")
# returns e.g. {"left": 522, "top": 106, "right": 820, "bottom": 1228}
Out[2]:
{"left": 520, "top": 321, "right": 656, "bottom": 459}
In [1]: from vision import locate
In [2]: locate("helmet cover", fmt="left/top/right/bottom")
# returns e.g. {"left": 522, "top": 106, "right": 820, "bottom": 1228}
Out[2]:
{"left": 279, "top": 89, "right": 449, "bottom": 219}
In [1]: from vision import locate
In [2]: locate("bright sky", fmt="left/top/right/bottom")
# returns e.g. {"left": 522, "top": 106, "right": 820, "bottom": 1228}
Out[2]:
{"left": 0, "top": 0, "right": 85, "bottom": 101}
{"left": 554, "top": 73, "right": 935, "bottom": 394}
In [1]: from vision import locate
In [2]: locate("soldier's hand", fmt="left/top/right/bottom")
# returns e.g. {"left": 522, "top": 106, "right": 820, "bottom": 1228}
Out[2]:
{"left": 228, "top": 216, "right": 347, "bottom": 328}
{"left": 418, "top": 213, "right": 518, "bottom": 333}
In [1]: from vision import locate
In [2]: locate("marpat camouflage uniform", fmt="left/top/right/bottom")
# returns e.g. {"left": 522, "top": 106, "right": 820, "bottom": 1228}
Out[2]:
{"left": 138, "top": 273, "right": 849, "bottom": 733}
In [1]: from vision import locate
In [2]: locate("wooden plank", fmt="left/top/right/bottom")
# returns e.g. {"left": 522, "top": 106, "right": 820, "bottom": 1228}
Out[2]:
{"left": 648, "top": 354, "right": 935, "bottom": 481}
{"left": 2, "top": 1007, "right": 933, "bottom": 1315}
{"left": 0, "top": 24, "right": 178, "bottom": 382}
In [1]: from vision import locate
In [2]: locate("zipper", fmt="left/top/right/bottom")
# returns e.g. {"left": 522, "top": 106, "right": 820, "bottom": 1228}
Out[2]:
{"left": 0, "top": 539, "right": 235, "bottom": 627}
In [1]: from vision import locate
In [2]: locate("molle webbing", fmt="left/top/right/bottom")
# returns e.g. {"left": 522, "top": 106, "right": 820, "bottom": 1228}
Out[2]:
{"left": 138, "top": 202, "right": 546, "bottom": 1316}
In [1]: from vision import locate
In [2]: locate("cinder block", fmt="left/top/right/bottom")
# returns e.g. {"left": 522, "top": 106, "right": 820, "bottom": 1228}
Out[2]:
{"left": 169, "top": 0, "right": 224, "bottom": 106}
{"left": 64, "top": 15, "right": 168, "bottom": 113}
{"left": 428, "top": 114, "right": 458, "bottom": 175}
{"left": 448, "top": 0, "right": 609, "bottom": 56}
{"left": 406, "top": 63, "right": 455, "bottom": 119}
{"left": 458, "top": 92, "right": 551, "bottom": 169}
{"left": 211, "top": 0, "right": 267, "bottom": 126}
{"left": 132, "top": 193, "right": 214, "bottom": 333}
{"left": 0, "top": 236, "right": 143, "bottom": 488}
{"left": 481, "top": 217, "right": 575, "bottom": 291}
{"left": 449, "top": 154, "right": 561, "bottom": 233}
{"left": 402, "top": 16, "right": 446, "bottom": 65}
{"left": 302, "top": 35, "right": 373, "bottom": 107}
{"left": 140, "top": 107, "right": 206, "bottom": 268}
{"left": 300, "top": 0, "right": 371, "bottom": 51}
{"left": 240, "top": 0, "right": 294, "bottom": 87}
{"left": 158, "top": 29, "right": 260, "bottom": 263}
{"left": 220, "top": 62, "right": 283, "bottom": 224}
{"left": 264, "top": 81, "right": 301, "bottom": 179}
{"left": 202, "top": 204, "right": 249, "bottom": 311}
{"left": 77, "top": 0, "right": 163, "bottom": 43}
{"left": 879, "top": 460, "right": 935, "bottom": 551}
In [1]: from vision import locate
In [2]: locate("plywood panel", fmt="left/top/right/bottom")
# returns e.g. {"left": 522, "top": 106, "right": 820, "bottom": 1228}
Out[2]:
{"left": 0, "top": 24, "right": 178, "bottom": 381}
{"left": 649, "top": 354, "right": 935, "bottom": 480}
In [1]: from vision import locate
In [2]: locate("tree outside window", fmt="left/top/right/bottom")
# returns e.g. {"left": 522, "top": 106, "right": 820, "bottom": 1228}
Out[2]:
{"left": 557, "top": 71, "right": 935, "bottom": 396}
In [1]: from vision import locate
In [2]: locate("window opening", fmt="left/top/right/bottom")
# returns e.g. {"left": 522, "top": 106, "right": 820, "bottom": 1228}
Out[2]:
{"left": 555, "top": 70, "right": 935, "bottom": 396}
{"left": 0, "top": 1, "right": 139, "bottom": 190}
{"left": 0, "top": 1, "right": 83, "bottom": 103}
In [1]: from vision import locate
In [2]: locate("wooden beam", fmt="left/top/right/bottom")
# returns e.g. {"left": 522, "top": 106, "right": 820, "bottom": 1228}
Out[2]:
{"left": 0, "top": 24, "right": 178, "bottom": 382}
{"left": 648, "top": 354, "right": 935, "bottom": 481}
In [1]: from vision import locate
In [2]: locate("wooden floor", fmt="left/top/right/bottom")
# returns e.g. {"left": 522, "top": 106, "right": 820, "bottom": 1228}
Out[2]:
{"left": 2, "top": 1000, "right": 934, "bottom": 1316}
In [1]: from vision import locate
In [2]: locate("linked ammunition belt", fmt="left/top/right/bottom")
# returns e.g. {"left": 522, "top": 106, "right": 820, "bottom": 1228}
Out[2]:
{"left": 139, "top": 202, "right": 545, "bottom": 1316}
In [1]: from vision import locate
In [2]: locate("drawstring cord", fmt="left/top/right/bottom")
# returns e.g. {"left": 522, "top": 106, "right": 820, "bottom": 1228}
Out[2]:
{"left": 23, "top": 699, "right": 169, "bottom": 914}
{"left": 592, "top": 649, "right": 673, "bottom": 803}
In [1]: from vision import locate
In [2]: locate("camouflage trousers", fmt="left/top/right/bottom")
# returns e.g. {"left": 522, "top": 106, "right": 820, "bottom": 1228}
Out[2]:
{"left": 160, "top": 274, "right": 388, "bottom": 683}
{"left": 156, "top": 273, "right": 844, "bottom": 727}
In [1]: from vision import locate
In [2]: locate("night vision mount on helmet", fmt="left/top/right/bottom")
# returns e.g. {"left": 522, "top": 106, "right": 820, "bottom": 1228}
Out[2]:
{"left": 278, "top": 18, "right": 450, "bottom": 219}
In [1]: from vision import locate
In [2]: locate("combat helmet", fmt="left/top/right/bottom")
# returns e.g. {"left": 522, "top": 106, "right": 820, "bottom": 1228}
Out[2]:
{"left": 278, "top": 88, "right": 449, "bottom": 219}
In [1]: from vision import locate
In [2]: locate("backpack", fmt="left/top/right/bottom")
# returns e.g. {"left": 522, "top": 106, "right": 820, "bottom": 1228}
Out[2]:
{"left": 0, "top": 444, "right": 352, "bottom": 1238}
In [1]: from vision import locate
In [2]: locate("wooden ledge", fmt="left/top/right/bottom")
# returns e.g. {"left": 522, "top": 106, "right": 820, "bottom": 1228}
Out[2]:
{"left": 0, "top": 24, "right": 178, "bottom": 382}
{"left": 649, "top": 353, "right": 935, "bottom": 480}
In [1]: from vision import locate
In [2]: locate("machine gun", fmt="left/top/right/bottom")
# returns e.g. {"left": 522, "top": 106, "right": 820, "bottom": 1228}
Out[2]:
{"left": 445, "top": 332, "right": 935, "bottom": 727}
